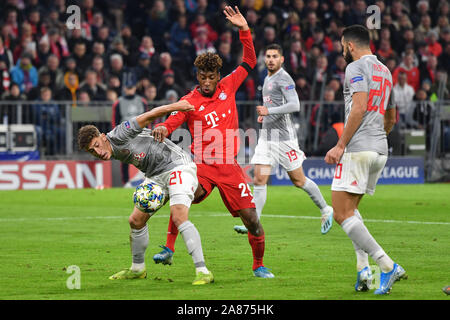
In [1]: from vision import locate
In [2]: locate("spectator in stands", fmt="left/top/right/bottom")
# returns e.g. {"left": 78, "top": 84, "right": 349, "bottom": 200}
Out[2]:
{"left": 420, "top": 54, "right": 438, "bottom": 85}
{"left": 106, "top": 88, "right": 118, "bottom": 103}
{"left": 72, "top": 42, "right": 91, "bottom": 74}
{"left": 108, "top": 54, "right": 125, "bottom": 88}
{"left": 10, "top": 53, "right": 38, "bottom": 94}
{"left": 393, "top": 71, "right": 415, "bottom": 127}
{"left": 393, "top": 52, "right": 421, "bottom": 91}
{"left": 305, "top": 27, "right": 333, "bottom": 56}
{"left": 95, "top": 25, "right": 113, "bottom": 49}
{"left": 91, "top": 41, "right": 106, "bottom": 60}
{"left": 79, "top": 69, "right": 107, "bottom": 101}
{"left": 376, "top": 39, "right": 396, "bottom": 62}
{"left": 133, "top": 52, "right": 152, "bottom": 82}
{"left": 295, "top": 74, "right": 311, "bottom": 101}
{"left": 307, "top": 54, "right": 331, "bottom": 99}
{"left": 111, "top": 73, "right": 148, "bottom": 185}
{"left": 56, "top": 71, "right": 79, "bottom": 105}
{"left": 138, "top": 36, "right": 156, "bottom": 61}
{"left": 1, "top": 82, "right": 29, "bottom": 124}
{"left": 27, "top": 70, "right": 52, "bottom": 101}
{"left": 217, "top": 40, "right": 235, "bottom": 77}
{"left": 106, "top": 74, "right": 121, "bottom": 96}
{"left": 146, "top": 0, "right": 169, "bottom": 51}
{"left": 156, "top": 70, "right": 184, "bottom": 101}
{"left": 412, "top": 88, "right": 433, "bottom": 149}
{"left": 283, "top": 40, "right": 307, "bottom": 79}
{"left": 46, "top": 28, "right": 70, "bottom": 61}
{"left": 78, "top": 89, "right": 91, "bottom": 106}
{"left": 120, "top": 24, "right": 140, "bottom": 67}
{"left": 169, "top": 14, "right": 192, "bottom": 58}
{"left": 438, "top": 42, "right": 450, "bottom": 72}
{"left": 38, "top": 54, "right": 64, "bottom": 91}
{"left": 415, "top": 14, "right": 433, "bottom": 43}
{"left": 426, "top": 30, "right": 443, "bottom": 57}
{"left": 0, "top": 61, "right": 10, "bottom": 97}
{"left": 63, "top": 56, "right": 80, "bottom": 79}
{"left": 91, "top": 55, "right": 107, "bottom": 85}
{"left": 0, "top": 37, "right": 14, "bottom": 71}
{"left": 193, "top": 27, "right": 216, "bottom": 56}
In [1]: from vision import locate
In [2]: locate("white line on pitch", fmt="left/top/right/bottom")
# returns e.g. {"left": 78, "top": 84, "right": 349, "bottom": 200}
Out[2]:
{"left": 0, "top": 211, "right": 448, "bottom": 226}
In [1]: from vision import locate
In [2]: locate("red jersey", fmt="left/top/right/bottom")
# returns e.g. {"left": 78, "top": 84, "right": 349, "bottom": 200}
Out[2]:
{"left": 155, "top": 29, "right": 256, "bottom": 164}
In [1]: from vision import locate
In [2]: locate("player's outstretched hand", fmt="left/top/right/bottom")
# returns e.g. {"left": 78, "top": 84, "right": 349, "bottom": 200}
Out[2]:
{"left": 324, "top": 145, "right": 344, "bottom": 165}
{"left": 223, "top": 6, "right": 249, "bottom": 31}
{"left": 152, "top": 126, "right": 169, "bottom": 143}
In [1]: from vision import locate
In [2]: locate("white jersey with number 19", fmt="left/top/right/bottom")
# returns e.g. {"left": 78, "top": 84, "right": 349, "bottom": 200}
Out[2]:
{"left": 343, "top": 54, "right": 395, "bottom": 155}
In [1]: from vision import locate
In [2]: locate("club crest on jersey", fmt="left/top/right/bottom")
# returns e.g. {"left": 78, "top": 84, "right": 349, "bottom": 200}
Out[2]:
{"left": 133, "top": 152, "right": 146, "bottom": 161}
{"left": 263, "top": 95, "right": 272, "bottom": 103}
{"left": 350, "top": 76, "right": 363, "bottom": 83}
{"left": 218, "top": 92, "right": 227, "bottom": 100}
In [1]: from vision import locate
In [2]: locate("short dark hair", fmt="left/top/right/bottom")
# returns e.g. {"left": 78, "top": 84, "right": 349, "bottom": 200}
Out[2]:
{"left": 194, "top": 52, "right": 222, "bottom": 73}
{"left": 265, "top": 43, "right": 283, "bottom": 55}
{"left": 78, "top": 125, "right": 100, "bottom": 150}
{"left": 342, "top": 25, "right": 370, "bottom": 48}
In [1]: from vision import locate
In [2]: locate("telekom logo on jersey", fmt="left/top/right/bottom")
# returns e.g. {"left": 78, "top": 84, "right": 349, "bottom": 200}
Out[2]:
{"left": 168, "top": 123, "right": 284, "bottom": 165}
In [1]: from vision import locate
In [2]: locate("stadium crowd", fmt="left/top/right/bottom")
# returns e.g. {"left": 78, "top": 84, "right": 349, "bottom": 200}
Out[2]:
{"left": 0, "top": 0, "right": 449, "bottom": 141}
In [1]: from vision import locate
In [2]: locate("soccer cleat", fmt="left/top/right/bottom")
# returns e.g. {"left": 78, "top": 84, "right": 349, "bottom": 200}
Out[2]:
{"left": 321, "top": 206, "right": 334, "bottom": 234}
{"left": 355, "top": 266, "right": 373, "bottom": 292}
{"left": 374, "top": 263, "right": 407, "bottom": 295}
{"left": 192, "top": 271, "right": 214, "bottom": 285}
{"left": 109, "top": 268, "right": 147, "bottom": 280}
{"left": 234, "top": 225, "right": 248, "bottom": 234}
{"left": 443, "top": 286, "right": 450, "bottom": 295}
{"left": 153, "top": 245, "right": 174, "bottom": 265}
{"left": 253, "top": 266, "right": 275, "bottom": 278}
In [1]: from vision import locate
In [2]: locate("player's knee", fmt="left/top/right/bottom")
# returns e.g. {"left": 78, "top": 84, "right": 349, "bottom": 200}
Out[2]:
{"left": 129, "top": 215, "right": 146, "bottom": 229}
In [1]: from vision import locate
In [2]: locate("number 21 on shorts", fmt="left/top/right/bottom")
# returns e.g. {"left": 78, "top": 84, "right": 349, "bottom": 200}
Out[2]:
{"left": 169, "top": 171, "right": 183, "bottom": 185}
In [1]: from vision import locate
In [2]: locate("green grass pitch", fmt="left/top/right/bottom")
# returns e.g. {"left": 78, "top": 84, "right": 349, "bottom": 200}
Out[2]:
{"left": 0, "top": 184, "right": 448, "bottom": 300}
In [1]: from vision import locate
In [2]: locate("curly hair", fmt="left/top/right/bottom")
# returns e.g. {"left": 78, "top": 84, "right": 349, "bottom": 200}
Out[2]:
{"left": 78, "top": 125, "right": 100, "bottom": 150}
{"left": 194, "top": 52, "right": 223, "bottom": 73}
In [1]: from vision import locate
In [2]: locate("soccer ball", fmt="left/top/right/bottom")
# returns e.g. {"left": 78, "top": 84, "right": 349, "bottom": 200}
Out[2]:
{"left": 133, "top": 182, "right": 166, "bottom": 214}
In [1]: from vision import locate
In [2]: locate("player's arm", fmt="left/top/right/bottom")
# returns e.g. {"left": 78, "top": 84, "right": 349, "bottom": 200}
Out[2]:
{"left": 325, "top": 91, "right": 367, "bottom": 164}
{"left": 136, "top": 100, "right": 194, "bottom": 129}
{"left": 222, "top": 6, "right": 256, "bottom": 91}
{"left": 152, "top": 99, "right": 191, "bottom": 142}
{"left": 384, "top": 89, "right": 396, "bottom": 135}
{"left": 257, "top": 81, "right": 300, "bottom": 116}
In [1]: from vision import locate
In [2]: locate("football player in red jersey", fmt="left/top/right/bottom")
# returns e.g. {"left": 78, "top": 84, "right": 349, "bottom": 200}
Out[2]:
{"left": 152, "top": 6, "right": 274, "bottom": 278}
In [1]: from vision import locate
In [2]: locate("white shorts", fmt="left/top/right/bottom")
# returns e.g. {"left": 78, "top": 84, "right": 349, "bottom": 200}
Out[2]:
{"left": 331, "top": 151, "right": 387, "bottom": 195}
{"left": 144, "top": 163, "right": 198, "bottom": 208}
{"left": 251, "top": 138, "right": 306, "bottom": 172}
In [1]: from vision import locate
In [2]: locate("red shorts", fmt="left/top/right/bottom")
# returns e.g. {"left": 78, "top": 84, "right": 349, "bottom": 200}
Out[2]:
{"left": 194, "top": 160, "right": 255, "bottom": 216}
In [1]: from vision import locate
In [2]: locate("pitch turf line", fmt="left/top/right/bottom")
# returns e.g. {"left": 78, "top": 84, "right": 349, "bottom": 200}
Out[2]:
{"left": 0, "top": 212, "right": 449, "bottom": 225}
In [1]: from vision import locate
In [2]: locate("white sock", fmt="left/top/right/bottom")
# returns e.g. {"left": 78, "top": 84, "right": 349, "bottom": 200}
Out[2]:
{"left": 352, "top": 209, "right": 369, "bottom": 271}
{"left": 253, "top": 184, "right": 267, "bottom": 219}
{"left": 341, "top": 215, "right": 394, "bottom": 273}
{"left": 301, "top": 178, "right": 327, "bottom": 211}
{"left": 196, "top": 266, "right": 209, "bottom": 274}
{"left": 131, "top": 262, "right": 145, "bottom": 272}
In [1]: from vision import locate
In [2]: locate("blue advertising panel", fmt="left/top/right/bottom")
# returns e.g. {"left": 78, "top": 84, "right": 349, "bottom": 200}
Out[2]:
{"left": 271, "top": 157, "right": 424, "bottom": 185}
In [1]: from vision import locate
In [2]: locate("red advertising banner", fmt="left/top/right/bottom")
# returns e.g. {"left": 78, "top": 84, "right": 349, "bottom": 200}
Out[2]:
{"left": 0, "top": 161, "right": 112, "bottom": 190}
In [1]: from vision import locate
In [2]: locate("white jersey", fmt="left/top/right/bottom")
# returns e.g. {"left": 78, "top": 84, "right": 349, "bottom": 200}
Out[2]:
{"left": 261, "top": 68, "right": 300, "bottom": 141}
{"left": 343, "top": 54, "right": 395, "bottom": 155}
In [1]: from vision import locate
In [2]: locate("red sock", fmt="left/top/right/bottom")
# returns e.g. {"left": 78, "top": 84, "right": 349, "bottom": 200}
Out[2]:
{"left": 248, "top": 232, "right": 265, "bottom": 270}
{"left": 165, "top": 216, "right": 178, "bottom": 252}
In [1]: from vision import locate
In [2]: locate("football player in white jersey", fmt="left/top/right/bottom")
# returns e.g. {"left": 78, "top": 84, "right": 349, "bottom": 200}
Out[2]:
{"left": 234, "top": 44, "right": 334, "bottom": 235}
{"left": 325, "top": 25, "right": 407, "bottom": 295}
